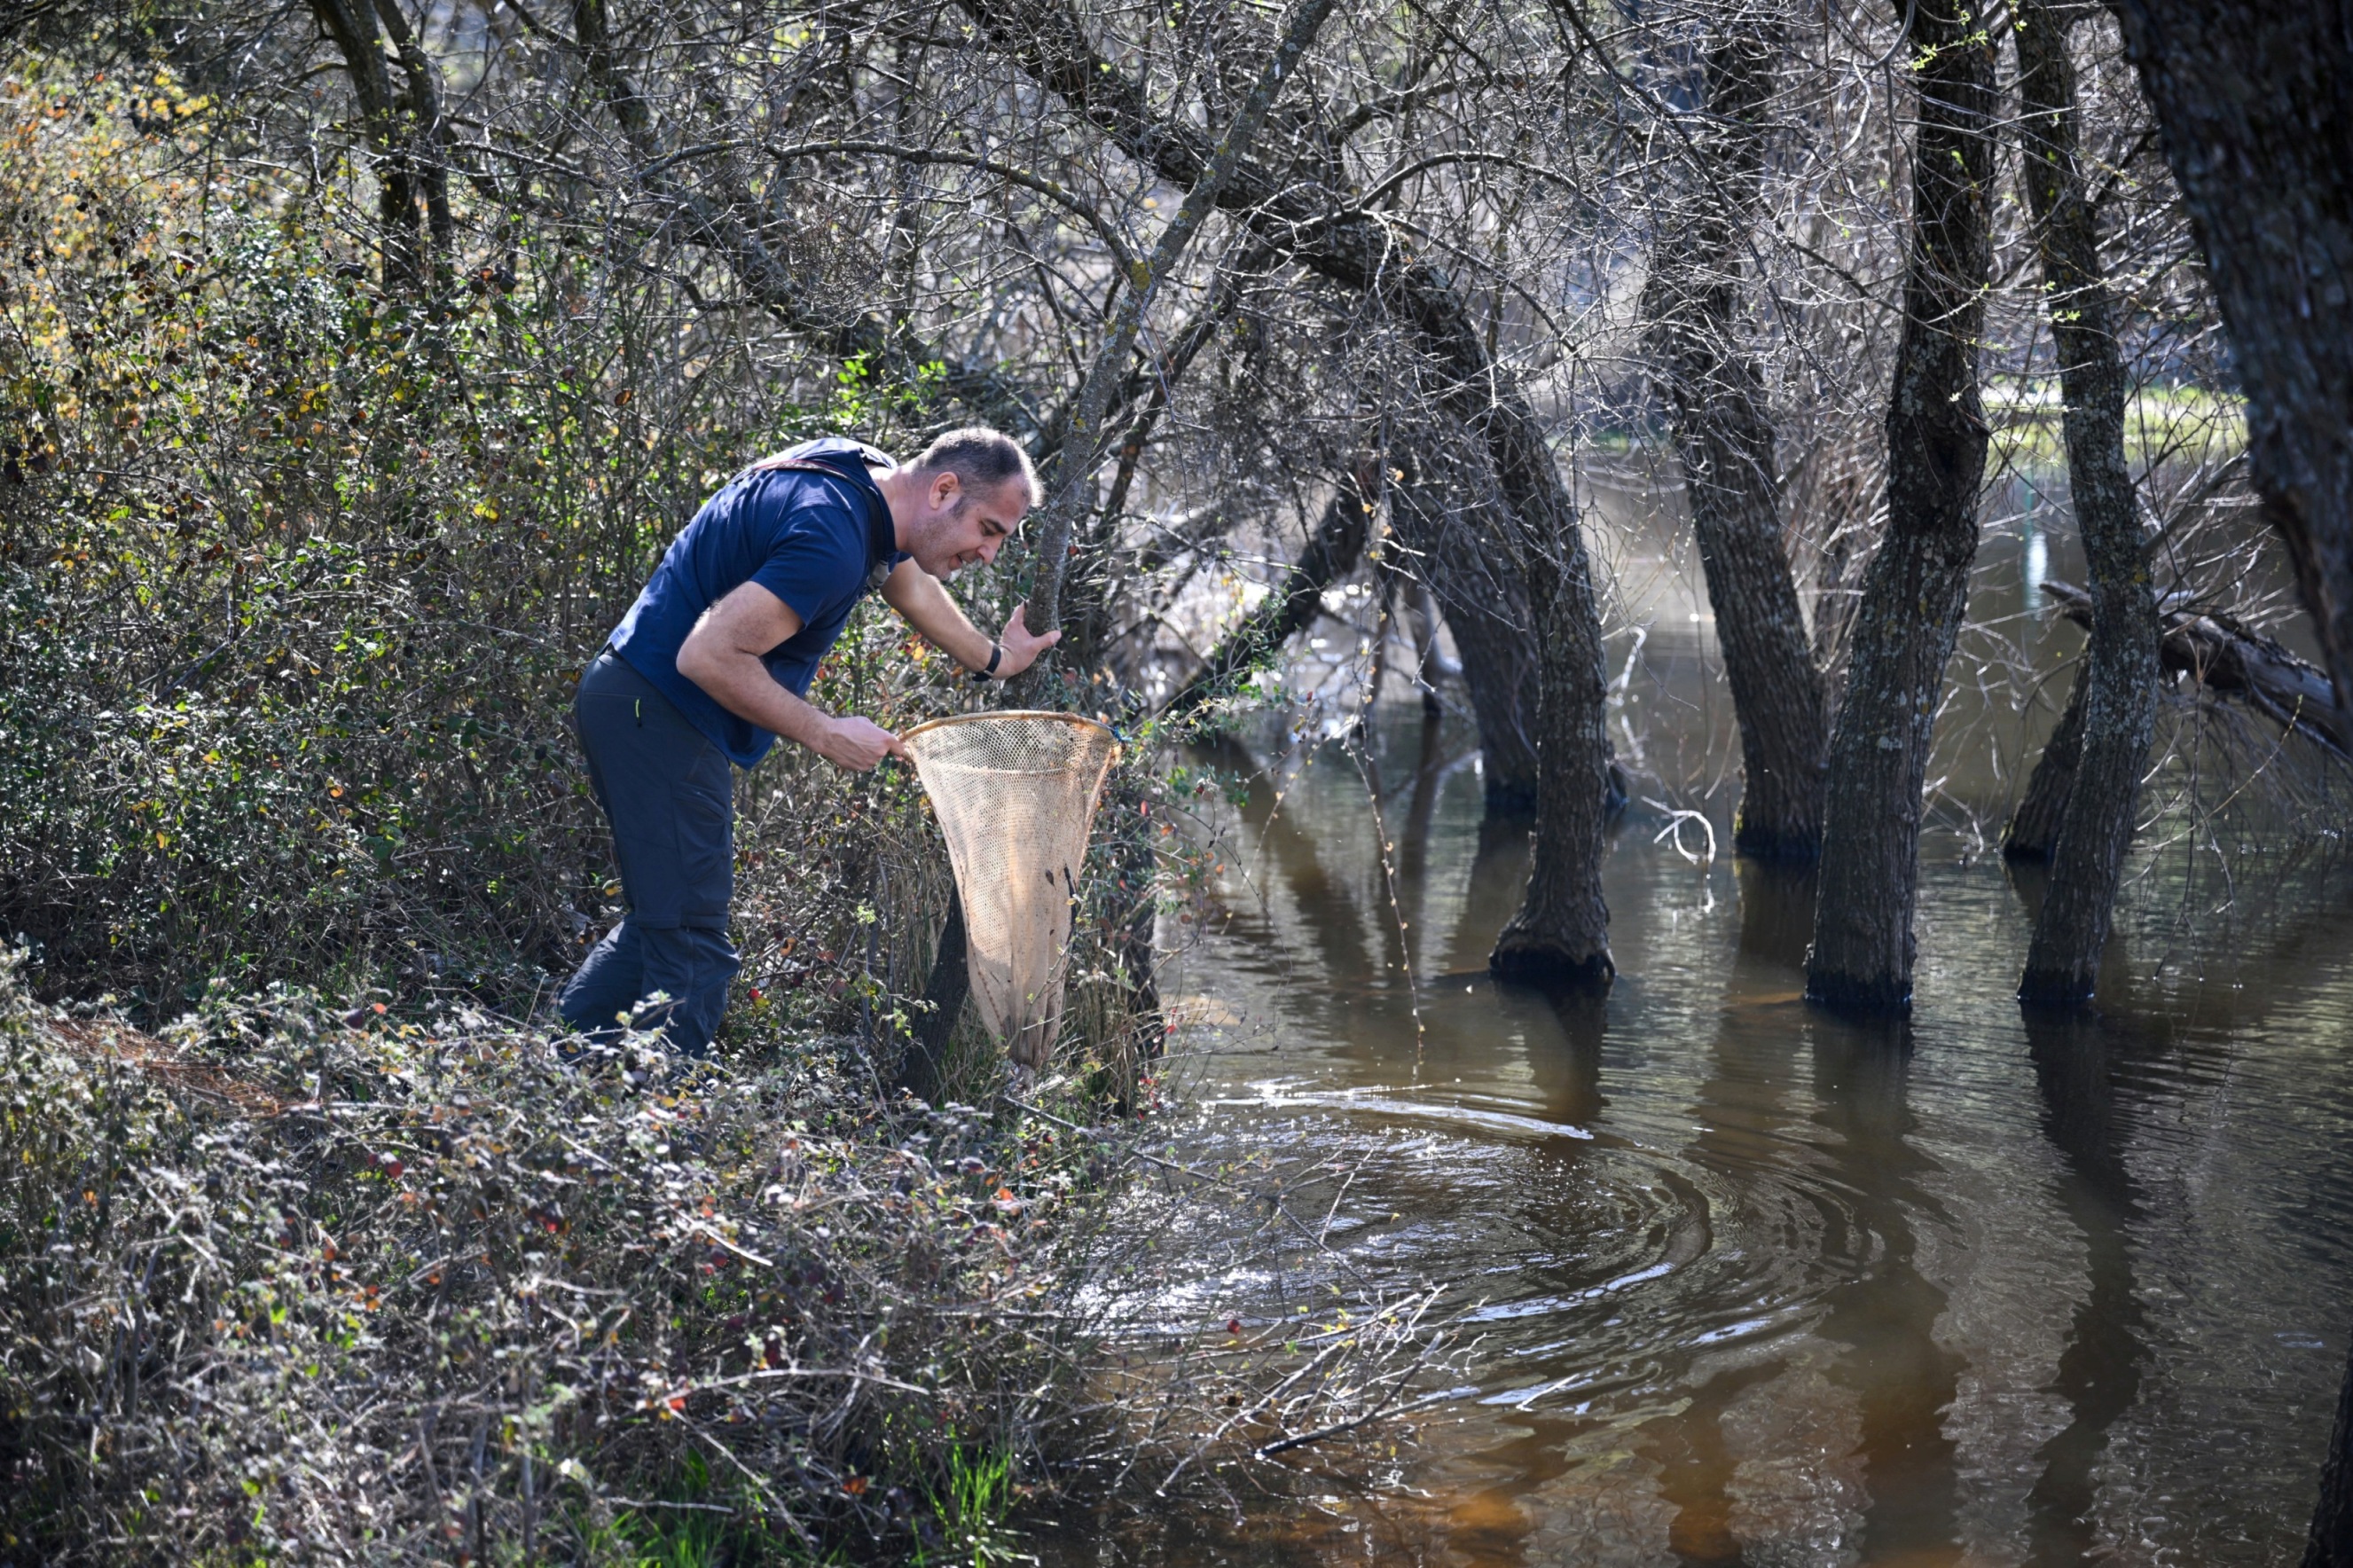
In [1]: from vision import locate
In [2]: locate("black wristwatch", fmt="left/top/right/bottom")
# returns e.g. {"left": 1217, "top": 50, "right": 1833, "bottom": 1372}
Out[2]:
{"left": 969, "top": 643, "right": 1004, "bottom": 684}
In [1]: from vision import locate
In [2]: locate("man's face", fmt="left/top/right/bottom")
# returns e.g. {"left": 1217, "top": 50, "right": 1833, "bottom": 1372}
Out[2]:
{"left": 915, "top": 474, "right": 1031, "bottom": 578}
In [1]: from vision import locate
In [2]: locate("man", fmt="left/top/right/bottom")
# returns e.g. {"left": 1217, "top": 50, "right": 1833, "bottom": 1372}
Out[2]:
{"left": 557, "top": 427, "right": 1056, "bottom": 1054}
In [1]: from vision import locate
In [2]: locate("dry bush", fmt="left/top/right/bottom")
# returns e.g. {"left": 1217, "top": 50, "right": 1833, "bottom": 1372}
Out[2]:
{"left": 0, "top": 947, "right": 1461, "bottom": 1564}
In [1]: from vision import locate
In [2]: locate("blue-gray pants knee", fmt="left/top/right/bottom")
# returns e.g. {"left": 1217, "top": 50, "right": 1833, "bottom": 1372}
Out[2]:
{"left": 558, "top": 652, "right": 740, "bottom": 1055}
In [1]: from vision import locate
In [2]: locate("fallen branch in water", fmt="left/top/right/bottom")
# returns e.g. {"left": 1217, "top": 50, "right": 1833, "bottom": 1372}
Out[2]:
{"left": 2044, "top": 579, "right": 2349, "bottom": 755}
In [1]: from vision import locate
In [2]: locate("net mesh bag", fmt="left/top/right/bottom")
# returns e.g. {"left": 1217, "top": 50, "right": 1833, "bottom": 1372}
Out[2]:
{"left": 901, "top": 712, "right": 1122, "bottom": 1068}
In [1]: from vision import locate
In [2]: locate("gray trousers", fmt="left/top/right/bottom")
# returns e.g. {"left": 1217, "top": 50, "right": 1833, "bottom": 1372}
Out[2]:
{"left": 557, "top": 652, "right": 740, "bottom": 1055}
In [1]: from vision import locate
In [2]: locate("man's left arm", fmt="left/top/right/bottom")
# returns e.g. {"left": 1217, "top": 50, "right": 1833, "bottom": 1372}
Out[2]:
{"left": 880, "top": 561, "right": 1059, "bottom": 678}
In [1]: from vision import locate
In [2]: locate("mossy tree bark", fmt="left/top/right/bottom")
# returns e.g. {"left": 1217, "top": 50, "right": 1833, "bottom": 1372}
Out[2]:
{"left": 2013, "top": 0, "right": 2161, "bottom": 1005}
{"left": 2108, "top": 0, "right": 2353, "bottom": 713}
{"left": 1804, "top": 0, "right": 1997, "bottom": 1014}
{"left": 1641, "top": 14, "right": 1829, "bottom": 860}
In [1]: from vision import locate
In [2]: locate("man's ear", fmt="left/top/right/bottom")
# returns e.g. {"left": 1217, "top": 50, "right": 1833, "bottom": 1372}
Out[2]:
{"left": 929, "top": 471, "right": 961, "bottom": 512}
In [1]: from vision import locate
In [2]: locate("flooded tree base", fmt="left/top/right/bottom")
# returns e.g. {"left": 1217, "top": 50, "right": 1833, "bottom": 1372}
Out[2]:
{"left": 1729, "top": 819, "right": 1827, "bottom": 862}
{"left": 1486, "top": 940, "right": 1617, "bottom": 992}
{"left": 1801, "top": 970, "right": 1916, "bottom": 1017}
{"left": 1132, "top": 707, "right": 2353, "bottom": 1568}
{"left": 2016, "top": 964, "right": 2099, "bottom": 1007}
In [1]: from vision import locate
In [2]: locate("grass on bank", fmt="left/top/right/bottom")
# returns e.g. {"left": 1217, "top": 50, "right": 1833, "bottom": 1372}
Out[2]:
{"left": 1983, "top": 376, "right": 2246, "bottom": 467}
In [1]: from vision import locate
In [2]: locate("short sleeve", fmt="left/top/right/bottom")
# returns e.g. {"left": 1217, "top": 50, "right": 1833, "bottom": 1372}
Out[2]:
{"left": 748, "top": 499, "right": 862, "bottom": 626}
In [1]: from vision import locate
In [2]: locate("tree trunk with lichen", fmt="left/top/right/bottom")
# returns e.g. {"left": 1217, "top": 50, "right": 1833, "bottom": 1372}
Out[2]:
{"left": 1805, "top": 0, "right": 1996, "bottom": 1015}
{"left": 1643, "top": 12, "right": 1828, "bottom": 860}
{"left": 2109, "top": 0, "right": 2353, "bottom": 715}
{"left": 1009, "top": 0, "right": 1342, "bottom": 682}
{"left": 2014, "top": 0, "right": 2161, "bottom": 1005}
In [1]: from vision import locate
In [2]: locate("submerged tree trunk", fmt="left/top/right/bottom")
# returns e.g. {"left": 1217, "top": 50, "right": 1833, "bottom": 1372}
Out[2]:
{"left": 1485, "top": 412, "right": 1615, "bottom": 989}
{"left": 1447, "top": 591, "right": 1542, "bottom": 811}
{"left": 2004, "top": 659, "right": 2089, "bottom": 861}
{"left": 1643, "top": 12, "right": 1829, "bottom": 860}
{"left": 2014, "top": 0, "right": 2161, "bottom": 1005}
{"left": 1099, "top": 771, "right": 1163, "bottom": 1065}
{"left": 2310, "top": 1338, "right": 2353, "bottom": 1568}
{"left": 2108, "top": 0, "right": 2353, "bottom": 714}
{"left": 1805, "top": 0, "right": 1997, "bottom": 1014}
{"left": 2011, "top": 566, "right": 2353, "bottom": 858}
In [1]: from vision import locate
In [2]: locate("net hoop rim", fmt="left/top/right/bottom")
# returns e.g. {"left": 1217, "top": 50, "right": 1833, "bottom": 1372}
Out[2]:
{"left": 899, "top": 710, "right": 1123, "bottom": 763}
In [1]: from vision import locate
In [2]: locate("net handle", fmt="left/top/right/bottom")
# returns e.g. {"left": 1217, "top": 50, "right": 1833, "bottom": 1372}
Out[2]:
{"left": 899, "top": 710, "right": 1124, "bottom": 763}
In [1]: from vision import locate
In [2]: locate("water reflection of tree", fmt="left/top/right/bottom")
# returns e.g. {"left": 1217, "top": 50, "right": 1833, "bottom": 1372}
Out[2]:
{"left": 1448, "top": 812, "right": 1538, "bottom": 976}
{"left": 1807, "top": 1024, "right": 1969, "bottom": 1565}
{"left": 1181, "top": 715, "right": 2352, "bottom": 1564}
{"left": 2019, "top": 1007, "right": 2149, "bottom": 1568}
{"left": 1186, "top": 732, "right": 1383, "bottom": 1003}
{"left": 1340, "top": 710, "right": 1464, "bottom": 989}
{"left": 1626, "top": 861, "right": 1968, "bottom": 1564}
{"left": 2012, "top": 861, "right": 2353, "bottom": 1566}
{"left": 1646, "top": 861, "right": 1826, "bottom": 1564}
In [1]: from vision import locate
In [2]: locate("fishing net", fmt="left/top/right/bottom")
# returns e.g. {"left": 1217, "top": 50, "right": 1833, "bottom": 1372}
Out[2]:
{"left": 902, "top": 712, "right": 1122, "bottom": 1068}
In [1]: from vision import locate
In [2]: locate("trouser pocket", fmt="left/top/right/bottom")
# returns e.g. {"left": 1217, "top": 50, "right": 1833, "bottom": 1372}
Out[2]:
{"left": 576, "top": 655, "right": 735, "bottom": 929}
{"left": 671, "top": 751, "right": 735, "bottom": 928}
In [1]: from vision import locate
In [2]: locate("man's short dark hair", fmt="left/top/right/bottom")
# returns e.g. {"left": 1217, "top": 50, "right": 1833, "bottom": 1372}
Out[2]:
{"left": 913, "top": 427, "right": 1037, "bottom": 504}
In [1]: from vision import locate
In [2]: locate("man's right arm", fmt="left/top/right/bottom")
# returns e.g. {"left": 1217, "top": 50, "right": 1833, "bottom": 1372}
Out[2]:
{"left": 675, "top": 582, "right": 905, "bottom": 770}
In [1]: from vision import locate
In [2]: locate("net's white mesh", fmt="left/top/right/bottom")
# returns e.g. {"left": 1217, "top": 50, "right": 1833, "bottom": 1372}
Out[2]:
{"left": 902, "top": 713, "right": 1121, "bottom": 1068}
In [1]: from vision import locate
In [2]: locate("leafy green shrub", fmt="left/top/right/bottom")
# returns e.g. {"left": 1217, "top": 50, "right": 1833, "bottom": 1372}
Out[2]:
{"left": 0, "top": 59, "right": 673, "bottom": 1007}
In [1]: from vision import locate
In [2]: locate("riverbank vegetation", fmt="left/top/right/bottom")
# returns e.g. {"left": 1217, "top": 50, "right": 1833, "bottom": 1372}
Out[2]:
{"left": 1, "top": 948, "right": 1465, "bottom": 1563}
{"left": 0, "top": 54, "right": 1455, "bottom": 1557}
{"left": 4, "top": 0, "right": 2353, "bottom": 1558}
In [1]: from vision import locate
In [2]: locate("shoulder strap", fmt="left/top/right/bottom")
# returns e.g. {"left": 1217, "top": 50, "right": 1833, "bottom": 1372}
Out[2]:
{"left": 741, "top": 453, "right": 897, "bottom": 576}
{"left": 746, "top": 454, "right": 848, "bottom": 476}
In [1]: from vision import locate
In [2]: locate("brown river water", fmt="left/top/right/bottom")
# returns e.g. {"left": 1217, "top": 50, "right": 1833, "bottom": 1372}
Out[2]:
{"left": 1042, "top": 490, "right": 2353, "bottom": 1566}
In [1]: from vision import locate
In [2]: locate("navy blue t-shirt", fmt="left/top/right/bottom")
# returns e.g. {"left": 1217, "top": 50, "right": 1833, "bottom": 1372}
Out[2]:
{"left": 608, "top": 437, "right": 906, "bottom": 767}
